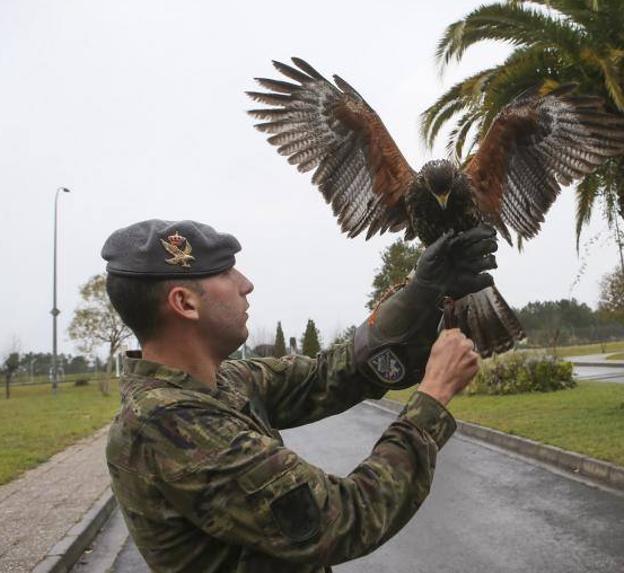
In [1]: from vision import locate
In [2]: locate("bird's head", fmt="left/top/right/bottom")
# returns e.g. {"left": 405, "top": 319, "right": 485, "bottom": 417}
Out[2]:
{"left": 420, "top": 159, "right": 458, "bottom": 210}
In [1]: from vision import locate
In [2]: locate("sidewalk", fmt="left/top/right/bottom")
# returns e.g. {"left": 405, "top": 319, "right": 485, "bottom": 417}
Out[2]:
{"left": 0, "top": 427, "right": 111, "bottom": 573}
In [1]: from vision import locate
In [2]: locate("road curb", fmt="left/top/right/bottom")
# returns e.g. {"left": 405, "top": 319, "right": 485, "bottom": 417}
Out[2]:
{"left": 369, "top": 397, "right": 624, "bottom": 492}
{"left": 571, "top": 360, "right": 624, "bottom": 368}
{"left": 32, "top": 487, "right": 117, "bottom": 573}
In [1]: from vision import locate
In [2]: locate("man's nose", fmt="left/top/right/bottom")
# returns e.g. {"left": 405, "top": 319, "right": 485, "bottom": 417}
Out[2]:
{"left": 239, "top": 272, "right": 254, "bottom": 295}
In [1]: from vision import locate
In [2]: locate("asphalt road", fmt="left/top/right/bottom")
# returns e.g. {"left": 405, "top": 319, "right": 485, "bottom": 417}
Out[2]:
{"left": 574, "top": 365, "right": 624, "bottom": 383}
{"left": 75, "top": 401, "right": 624, "bottom": 573}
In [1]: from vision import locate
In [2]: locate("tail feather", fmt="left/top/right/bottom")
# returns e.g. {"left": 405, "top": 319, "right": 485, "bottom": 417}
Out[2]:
{"left": 454, "top": 286, "right": 525, "bottom": 358}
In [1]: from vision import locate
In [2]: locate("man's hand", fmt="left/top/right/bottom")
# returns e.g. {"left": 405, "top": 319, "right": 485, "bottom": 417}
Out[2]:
{"left": 418, "top": 329, "right": 479, "bottom": 406}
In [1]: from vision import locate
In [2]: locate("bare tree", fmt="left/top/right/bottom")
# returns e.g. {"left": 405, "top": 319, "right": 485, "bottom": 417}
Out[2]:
{"left": 68, "top": 274, "right": 132, "bottom": 394}
{"left": 248, "top": 325, "right": 273, "bottom": 351}
{"left": 598, "top": 268, "right": 624, "bottom": 323}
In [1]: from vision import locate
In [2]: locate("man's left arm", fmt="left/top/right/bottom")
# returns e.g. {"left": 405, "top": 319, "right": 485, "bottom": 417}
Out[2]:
{"left": 224, "top": 342, "right": 385, "bottom": 430}
{"left": 229, "top": 224, "right": 497, "bottom": 429}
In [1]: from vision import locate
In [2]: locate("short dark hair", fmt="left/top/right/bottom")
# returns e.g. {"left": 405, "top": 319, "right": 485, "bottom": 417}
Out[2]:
{"left": 106, "top": 274, "right": 204, "bottom": 343}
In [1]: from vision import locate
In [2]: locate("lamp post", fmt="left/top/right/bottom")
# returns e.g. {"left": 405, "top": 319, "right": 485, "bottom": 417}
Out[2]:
{"left": 51, "top": 187, "right": 70, "bottom": 394}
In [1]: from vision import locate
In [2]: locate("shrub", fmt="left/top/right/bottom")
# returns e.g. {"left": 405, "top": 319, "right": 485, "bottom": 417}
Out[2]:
{"left": 74, "top": 378, "right": 89, "bottom": 386}
{"left": 466, "top": 351, "right": 576, "bottom": 396}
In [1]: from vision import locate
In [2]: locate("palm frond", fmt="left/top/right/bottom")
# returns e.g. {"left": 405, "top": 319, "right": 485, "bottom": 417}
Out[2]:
{"left": 592, "top": 53, "right": 624, "bottom": 111}
{"left": 447, "top": 111, "right": 482, "bottom": 161}
{"left": 575, "top": 172, "right": 601, "bottom": 250}
{"left": 420, "top": 68, "right": 495, "bottom": 148}
{"left": 512, "top": 0, "right": 624, "bottom": 43}
{"left": 436, "top": 3, "right": 585, "bottom": 69}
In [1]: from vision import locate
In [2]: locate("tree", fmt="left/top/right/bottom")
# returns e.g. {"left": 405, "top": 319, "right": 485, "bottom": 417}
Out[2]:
{"left": 598, "top": 268, "right": 624, "bottom": 323}
{"left": 367, "top": 239, "right": 423, "bottom": 310}
{"left": 68, "top": 274, "right": 132, "bottom": 393}
{"left": 301, "top": 319, "right": 321, "bottom": 357}
{"left": 273, "top": 321, "right": 287, "bottom": 358}
{"left": 331, "top": 325, "right": 357, "bottom": 346}
{"left": 252, "top": 344, "right": 275, "bottom": 357}
{"left": 2, "top": 337, "right": 21, "bottom": 399}
{"left": 3, "top": 352, "right": 19, "bottom": 399}
{"left": 288, "top": 337, "right": 298, "bottom": 354}
{"left": 420, "top": 0, "right": 624, "bottom": 246}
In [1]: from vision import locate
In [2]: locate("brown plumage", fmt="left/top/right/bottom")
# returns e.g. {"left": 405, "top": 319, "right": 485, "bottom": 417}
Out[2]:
{"left": 247, "top": 58, "right": 624, "bottom": 357}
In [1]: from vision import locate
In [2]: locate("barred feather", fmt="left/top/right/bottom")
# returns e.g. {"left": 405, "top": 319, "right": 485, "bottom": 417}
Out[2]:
{"left": 247, "top": 57, "right": 413, "bottom": 240}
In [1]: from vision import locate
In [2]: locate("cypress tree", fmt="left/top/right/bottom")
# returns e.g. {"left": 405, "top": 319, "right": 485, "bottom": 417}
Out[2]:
{"left": 301, "top": 319, "right": 321, "bottom": 357}
{"left": 273, "top": 321, "right": 287, "bottom": 358}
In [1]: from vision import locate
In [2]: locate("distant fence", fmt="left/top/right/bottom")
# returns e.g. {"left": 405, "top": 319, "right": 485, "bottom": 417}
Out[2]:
{"left": 522, "top": 324, "right": 624, "bottom": 348}
{"left": 8, "top": 372, "right": 108, "bottom": 388}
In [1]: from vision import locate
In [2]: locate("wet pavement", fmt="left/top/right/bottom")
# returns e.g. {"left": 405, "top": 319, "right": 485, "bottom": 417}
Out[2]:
{"left": 75, "top": 401, "right": 624, "bottom": 573}
{"left": 574, "top": 365, "right": 624, "bottom": 383}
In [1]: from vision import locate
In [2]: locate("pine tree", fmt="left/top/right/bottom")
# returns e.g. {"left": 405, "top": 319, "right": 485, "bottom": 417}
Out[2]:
{"left": 273, "top": 321, "right": 287, "bottom": 358}
{"left": 301, "top": 319, "right": 321, "bottom": 357}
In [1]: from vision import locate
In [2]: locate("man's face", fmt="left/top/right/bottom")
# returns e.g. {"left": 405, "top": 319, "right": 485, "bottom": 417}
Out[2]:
{"left": 196, "top": 267, "right": 254, "bottom": 358}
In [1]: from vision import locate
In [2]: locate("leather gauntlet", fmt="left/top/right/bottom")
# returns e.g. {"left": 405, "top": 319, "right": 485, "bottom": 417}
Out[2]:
{"left": 353, "top": 274, "right": 443, "bottom": 390}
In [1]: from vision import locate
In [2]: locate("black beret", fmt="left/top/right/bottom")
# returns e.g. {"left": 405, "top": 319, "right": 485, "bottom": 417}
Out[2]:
{"left": 101, "top": 219, "right": 241, "bottom": 278}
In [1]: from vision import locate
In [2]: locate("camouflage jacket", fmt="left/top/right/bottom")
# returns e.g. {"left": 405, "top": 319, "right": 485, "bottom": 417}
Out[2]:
{"left": 106, "top": 343, "right": 456, "bottom": 572}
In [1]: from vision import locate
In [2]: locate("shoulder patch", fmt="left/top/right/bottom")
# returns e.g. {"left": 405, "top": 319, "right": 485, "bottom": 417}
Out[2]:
{"left": 368, "top": 348, "right": 406, "bottom": 385}
{"left": 270, "top": 483, "right": 320, "bottom": 542}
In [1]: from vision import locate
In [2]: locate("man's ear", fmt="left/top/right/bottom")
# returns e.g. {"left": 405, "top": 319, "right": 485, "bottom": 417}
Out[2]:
{"left": 165, "top": 286, "right": 201, "bottom": 321}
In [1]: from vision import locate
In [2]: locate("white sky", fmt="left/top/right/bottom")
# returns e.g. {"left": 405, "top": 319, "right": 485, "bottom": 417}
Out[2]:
{"left": 0, "top": 0, "right": 619, "bottom": 356}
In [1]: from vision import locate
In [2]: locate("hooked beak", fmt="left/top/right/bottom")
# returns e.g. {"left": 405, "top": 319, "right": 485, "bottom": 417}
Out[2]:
{"left": 435, "top": 192, "right": 450, "bottom": 210}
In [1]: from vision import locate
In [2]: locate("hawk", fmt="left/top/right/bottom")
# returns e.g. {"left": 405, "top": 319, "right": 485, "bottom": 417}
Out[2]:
{"left": 247, "top": 58, "right": 624, "bottom": 357}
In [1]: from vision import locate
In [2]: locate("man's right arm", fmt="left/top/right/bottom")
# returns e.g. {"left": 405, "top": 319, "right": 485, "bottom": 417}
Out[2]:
{"left": 144, "top": 329, "right": 477, "bottom": 566}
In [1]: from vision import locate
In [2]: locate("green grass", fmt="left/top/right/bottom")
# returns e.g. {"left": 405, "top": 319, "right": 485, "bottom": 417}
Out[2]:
{"left": 389, "top": 381, "right": 624, "bottom": 466}
{"left": 531, "top": 340, "right": 624, "bottom": 357}
{"left": 606, "top": 352, "right": 624, "bottom": 361}
{"left": 0, "top": 380, "right": 120, "bottom": 485}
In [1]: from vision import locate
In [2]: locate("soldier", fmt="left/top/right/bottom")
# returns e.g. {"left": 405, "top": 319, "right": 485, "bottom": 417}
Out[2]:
{"left": 102, "top": 218, "right": 497, "bottom": 572}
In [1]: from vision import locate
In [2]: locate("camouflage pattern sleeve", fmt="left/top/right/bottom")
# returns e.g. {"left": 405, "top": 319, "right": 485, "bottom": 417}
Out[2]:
{"left": 142, "top": 390, "right": 456, "bottom": 567}
{"left": 223, "top": 341, "right": 387, "bottom": 429}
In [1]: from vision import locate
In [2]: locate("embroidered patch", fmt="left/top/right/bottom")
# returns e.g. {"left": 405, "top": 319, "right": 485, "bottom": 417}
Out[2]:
{"left": 368, "top": 348, "right": 405, "bottom": 385}
{"left": 160, "top": 231, "right": 195, "bottom": 268}
{"left": 270, "top": 483, "right": 320, "bottom": 542}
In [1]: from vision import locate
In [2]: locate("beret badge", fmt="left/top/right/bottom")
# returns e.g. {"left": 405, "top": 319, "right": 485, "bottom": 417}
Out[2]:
{"left": 160, "top": 231, "right": 195, "bottom": 268}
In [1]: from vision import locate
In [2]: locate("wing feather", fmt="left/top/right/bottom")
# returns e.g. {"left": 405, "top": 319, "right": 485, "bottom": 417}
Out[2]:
{"left": 465, "top": 86, "right": 624, "bottom": 241}
{"left": 247, "top": 58, "right": 415, "bottom": 239}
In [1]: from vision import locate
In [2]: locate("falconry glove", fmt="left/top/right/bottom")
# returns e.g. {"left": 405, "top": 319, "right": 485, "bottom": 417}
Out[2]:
{"left": 417, "top": 223, "right": 497, "bottom": 300}
{"left": 353, "top": 225, "right": 498, "bottom": 390}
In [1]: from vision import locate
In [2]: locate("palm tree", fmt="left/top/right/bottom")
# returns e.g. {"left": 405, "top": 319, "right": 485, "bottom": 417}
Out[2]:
{"left": 421, "top": 0, "right": 624, "bottom": 247}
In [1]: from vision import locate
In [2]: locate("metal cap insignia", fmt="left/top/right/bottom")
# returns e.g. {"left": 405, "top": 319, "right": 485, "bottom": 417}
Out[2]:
{"left": 160, "top": 232, "right": 196, "bottom": 268}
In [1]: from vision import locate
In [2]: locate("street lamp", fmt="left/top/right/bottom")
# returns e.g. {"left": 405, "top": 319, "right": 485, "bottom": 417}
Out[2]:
{"left": 51, "top": 187, "right": 70, "bottom": 394}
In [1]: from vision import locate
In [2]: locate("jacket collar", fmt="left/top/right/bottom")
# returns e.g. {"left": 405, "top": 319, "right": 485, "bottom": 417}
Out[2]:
{"left": 122, "top": 350, "right": 216, "bottom": 394}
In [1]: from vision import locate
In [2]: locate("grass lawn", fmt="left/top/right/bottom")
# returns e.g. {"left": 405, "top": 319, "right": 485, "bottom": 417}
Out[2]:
{"left": 607, "top": 352, "right": 624, "bottom": 360}
{"left": 531, "top": 340, "right": 624, "bottom": 357}
{"left": 0, "top": 380, "right": 120, "bottom": 485}
{"left": 388, "top": 381, "right": 624, "bottom": 466}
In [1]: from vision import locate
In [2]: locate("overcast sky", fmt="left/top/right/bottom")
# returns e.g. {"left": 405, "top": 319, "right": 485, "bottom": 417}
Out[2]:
{"left": 0, "top": 0, "right": 619, "bottom": 357}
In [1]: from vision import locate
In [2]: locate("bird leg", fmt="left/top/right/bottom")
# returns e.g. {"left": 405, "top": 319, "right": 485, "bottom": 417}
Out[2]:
{"left": 439, "top": 296, "right": 458, "bottom": 330}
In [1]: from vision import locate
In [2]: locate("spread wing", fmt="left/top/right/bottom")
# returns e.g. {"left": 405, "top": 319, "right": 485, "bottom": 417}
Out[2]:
{"left": 464, "top": 85, "right": 624, "bottom": 243}
{"left": 247, "top": 58, "right": 416, "bottom": 239}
